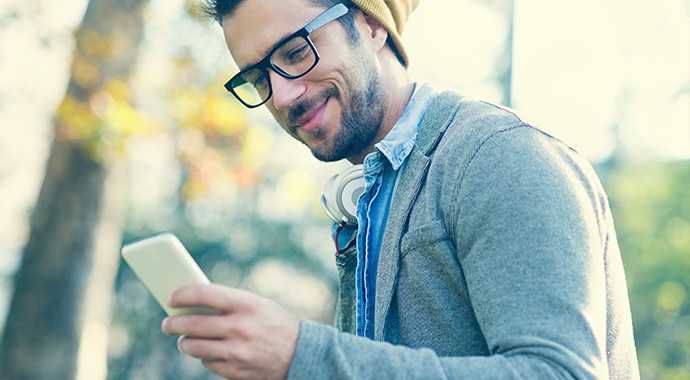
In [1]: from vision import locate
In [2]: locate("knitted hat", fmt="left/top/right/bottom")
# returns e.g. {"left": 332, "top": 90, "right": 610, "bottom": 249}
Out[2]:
{"left": 349, "top": 0, "right": 420, "bottom": 67}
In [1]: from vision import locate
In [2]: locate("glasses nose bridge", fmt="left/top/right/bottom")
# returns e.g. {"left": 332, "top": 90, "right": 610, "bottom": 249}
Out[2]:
{"left": 266, "top": 59, "right": 293, "bottom": 81}
{"left": 259, "top": 63, "right": 295, "bottom": 101}
{"left": 266, "top": 67, "right": 307, "bottom": 109}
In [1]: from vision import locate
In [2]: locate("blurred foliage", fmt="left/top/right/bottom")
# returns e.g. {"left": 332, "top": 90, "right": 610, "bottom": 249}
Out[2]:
{"left": 56, "top": 79, "right": 160, "bottom": 159}
{"left": 601, "top": 159, "right": 690, "bottom": 380}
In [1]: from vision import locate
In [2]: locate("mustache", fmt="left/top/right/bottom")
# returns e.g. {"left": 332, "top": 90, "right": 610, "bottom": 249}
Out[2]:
{"left": 287, "top": 87, "right": 339, "bottom": 128}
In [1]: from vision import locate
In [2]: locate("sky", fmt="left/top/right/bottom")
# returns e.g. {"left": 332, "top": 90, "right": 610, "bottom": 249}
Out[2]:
{"left": 0, "top": 0, "right": 688, "bottom": 338}
{"left": 403, "top": 0, "right": 689, "bottom": 162}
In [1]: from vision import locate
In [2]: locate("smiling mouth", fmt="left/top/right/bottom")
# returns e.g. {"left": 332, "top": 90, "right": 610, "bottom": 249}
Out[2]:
{"left": 287, "top": 86, "right": 339, "bottom": 133}
{"left": 289, "top": 97, "right": 330, "bottom": 135}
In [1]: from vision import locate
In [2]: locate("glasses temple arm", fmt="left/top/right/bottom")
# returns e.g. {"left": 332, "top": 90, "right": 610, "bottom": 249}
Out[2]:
{"left": 304, "top": 3, "right": 348, "bottom": 34}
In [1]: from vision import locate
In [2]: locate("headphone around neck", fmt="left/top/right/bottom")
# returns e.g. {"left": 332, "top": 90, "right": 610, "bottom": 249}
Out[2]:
{"left": 320, "top": 165, "right": 365, "bottom": 228}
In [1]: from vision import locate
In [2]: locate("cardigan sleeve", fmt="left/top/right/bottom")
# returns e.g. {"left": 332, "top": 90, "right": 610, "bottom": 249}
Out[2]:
{"left": 451, "top": 125, "right": 612, "bottom": 378}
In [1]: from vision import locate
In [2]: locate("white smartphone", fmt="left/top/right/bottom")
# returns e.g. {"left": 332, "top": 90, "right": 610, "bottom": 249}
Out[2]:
{"left": 121, "top": 232, "right": 217, "bottom": 316}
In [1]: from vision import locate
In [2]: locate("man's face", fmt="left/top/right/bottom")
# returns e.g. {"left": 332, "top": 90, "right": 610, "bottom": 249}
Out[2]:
{"left": 223, "top": 0, "right": 386, "bottom": 162}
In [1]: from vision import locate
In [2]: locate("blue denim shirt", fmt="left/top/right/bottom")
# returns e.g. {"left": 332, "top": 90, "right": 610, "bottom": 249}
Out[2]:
{"left": 335, "top": 83, "right": 439, "bottom": 338}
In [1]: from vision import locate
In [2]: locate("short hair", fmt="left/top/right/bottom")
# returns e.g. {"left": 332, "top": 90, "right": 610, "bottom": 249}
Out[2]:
{"left": 197, "top": 0, "right": 361, "bottom": 44}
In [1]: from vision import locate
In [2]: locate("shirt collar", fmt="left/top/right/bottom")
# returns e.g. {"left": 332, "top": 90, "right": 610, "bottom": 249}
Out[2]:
{"left": 374, "top": 83, "right": 439, "bottom": 170}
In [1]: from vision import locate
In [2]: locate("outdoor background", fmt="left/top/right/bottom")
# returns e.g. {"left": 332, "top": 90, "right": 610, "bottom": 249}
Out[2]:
{"left": 0, "top": 0, "right": 688, "bottom": 379}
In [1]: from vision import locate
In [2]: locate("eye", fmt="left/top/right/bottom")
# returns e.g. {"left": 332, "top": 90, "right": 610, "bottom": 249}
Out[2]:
{"left": 275, "top": 37, "right": 312, "bottom": 67}
{"left": 239, "top": 69, "right": 265, "bottom": 88}
{"left": 253, "top": 75, "right": 268, "bottom": 91}
{"left": 283, "top": 43, "right": 310, "bottom": 65}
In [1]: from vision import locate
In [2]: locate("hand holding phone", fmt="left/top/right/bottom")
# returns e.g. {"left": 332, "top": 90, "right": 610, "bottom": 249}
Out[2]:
{"left": 121, "top": 232, "right": 217, "bottom": 316}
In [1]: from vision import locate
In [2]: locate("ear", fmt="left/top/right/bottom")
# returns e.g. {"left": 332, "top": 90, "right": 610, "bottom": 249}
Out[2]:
{"left": 359, "top": 12, "right": 389, "bottom": 52}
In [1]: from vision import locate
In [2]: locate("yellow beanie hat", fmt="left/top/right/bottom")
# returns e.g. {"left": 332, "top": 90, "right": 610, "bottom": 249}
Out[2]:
{"left": 349, "top": 0, "right": 420, "bottom": 67}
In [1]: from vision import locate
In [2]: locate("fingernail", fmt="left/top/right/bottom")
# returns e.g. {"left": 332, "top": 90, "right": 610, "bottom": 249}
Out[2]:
{"left": 177, "top": 336, "right": 186, "bottom": 353}
{"left": 161, "top": 317, "right": 170, "bottom": 333}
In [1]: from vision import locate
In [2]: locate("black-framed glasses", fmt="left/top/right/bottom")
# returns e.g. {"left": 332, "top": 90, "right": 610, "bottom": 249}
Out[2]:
{"left": 224, "top": 3, "right": 349, "bottom": 108}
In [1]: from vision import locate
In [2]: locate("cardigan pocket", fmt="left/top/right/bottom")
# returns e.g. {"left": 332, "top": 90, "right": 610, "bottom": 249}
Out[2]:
{"left": 394, "top": 219, "right": 479, "bottom": 355}
{"left": 400, "top": 220, "right": 451, "bottom": 259}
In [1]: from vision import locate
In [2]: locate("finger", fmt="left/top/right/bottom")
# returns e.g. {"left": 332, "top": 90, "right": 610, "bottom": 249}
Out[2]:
{"left": 181, "top": 337, "right": 259, "bottom": 379}
{"left": 162, "top": 313, "right": 230, "bottom": 338}
{"left": 167, "top": 284, "right": 254, "bottom": 313}
{"left": 177, "top": 334, "right": 231, "bottom": 361}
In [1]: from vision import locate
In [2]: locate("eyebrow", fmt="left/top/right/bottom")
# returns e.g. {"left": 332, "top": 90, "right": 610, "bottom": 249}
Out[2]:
{"left": 236, "top": 4, "right": 347, "bottom": 71}
{"left": 239, "top": 28, "right": 299, "bottom": 72}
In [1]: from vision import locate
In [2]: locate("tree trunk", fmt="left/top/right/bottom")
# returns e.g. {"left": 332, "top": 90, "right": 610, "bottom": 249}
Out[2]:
{"left": 0, "top": 0, "right": 149, "bottom": 378}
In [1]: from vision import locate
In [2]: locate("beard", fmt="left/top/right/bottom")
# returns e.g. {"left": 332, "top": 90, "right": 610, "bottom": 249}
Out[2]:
{"left": 287, "top": 55, "right": 385, "bottom": 162}
{"left": 313, "top": 75, "right": 384, "bottom": 162}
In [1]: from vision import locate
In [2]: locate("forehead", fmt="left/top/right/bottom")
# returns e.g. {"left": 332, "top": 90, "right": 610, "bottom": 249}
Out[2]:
{"left": 223, "top": 0, "right": 326, "bottom": 69}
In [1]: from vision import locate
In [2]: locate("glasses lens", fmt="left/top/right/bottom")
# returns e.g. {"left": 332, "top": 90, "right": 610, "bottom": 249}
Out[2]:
{"left": 271, "top": 36, "right": 317, "bottom": 77}
{"left": 230, "top": 67, "right": 270, "bottom": 107}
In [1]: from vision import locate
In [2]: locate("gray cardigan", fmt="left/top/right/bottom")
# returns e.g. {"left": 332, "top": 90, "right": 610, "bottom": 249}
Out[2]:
{"left": 288, "top": 92, "right": 639, "bottom": 379}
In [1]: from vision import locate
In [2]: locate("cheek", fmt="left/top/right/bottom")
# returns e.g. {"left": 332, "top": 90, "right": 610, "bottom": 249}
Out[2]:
{"left": 310, "top": 42, "right": 362, "bottom": 86}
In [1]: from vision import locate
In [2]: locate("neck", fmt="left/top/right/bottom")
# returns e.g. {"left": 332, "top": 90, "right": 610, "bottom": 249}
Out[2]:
{"left": 347, "top": 58, "right": 415, "bottom": 164}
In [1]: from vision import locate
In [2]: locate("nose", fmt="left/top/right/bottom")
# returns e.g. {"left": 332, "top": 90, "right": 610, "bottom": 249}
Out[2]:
{"left": 268, "top": 70, "right": 306, "bottom": 110}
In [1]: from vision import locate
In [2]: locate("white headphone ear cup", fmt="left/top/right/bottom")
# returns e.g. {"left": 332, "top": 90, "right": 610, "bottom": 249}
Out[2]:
{"left": 320, "top": 175, "right": 346, "bottom": 224}
{"left": 335, "top": 166, "right": 365, "bottom": 223}
{"left": 321, "top": 165, "right": 365, "bottom": 227}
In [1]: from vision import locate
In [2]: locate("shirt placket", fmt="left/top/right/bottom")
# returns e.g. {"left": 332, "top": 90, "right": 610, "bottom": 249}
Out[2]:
{"left": 356, "top": 157, "right": 384, "bottom": 339}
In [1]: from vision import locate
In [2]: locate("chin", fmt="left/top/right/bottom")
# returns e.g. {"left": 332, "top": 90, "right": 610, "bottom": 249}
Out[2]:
{"left": 311, "top": 144, "right": 356, "bottom": 163}
{"left": 309, "top": 143, "right": 342, "bottom": 163}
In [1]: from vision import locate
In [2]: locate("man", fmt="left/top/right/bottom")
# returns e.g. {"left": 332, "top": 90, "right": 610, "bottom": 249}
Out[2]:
{"left": 161, "top": 0, "right": 640, "bottom": 378}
